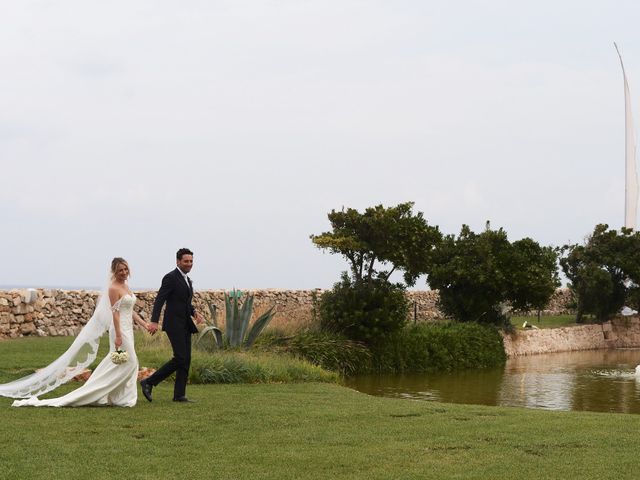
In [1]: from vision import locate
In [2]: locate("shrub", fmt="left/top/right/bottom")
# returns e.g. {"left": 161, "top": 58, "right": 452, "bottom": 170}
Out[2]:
{"left": 284, "top": 331, "right": 372, "bottom": 375}
{"left": 138, "top": 333, "right": 338, "bottom": 384}
{"left": 190, "top": 352, "right": 338, "bottom": 384}
{"left": 369, "top": 322, "right": 506, "bottom": 373}
{"left": 319, "top": 273, "right": 409, "bottom": 343}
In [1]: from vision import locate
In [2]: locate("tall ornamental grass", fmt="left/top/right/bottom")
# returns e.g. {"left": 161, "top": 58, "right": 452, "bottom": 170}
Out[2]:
{"left": 284, "top": 331, "right": 372, "bottom": 375}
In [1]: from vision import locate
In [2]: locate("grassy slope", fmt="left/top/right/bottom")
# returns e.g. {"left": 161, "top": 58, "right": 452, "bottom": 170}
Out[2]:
{"left": 1, "top": 337, "right": 640, "bottom": 479}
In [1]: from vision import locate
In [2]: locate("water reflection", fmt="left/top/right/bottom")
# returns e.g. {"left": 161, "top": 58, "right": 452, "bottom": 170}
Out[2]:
{"left": 345, "top": 349, "right": 640, "bottom": 413}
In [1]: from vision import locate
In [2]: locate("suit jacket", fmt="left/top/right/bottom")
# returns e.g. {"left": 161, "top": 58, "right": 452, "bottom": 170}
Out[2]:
{"left": 151, "top": 268, "right": 198, "bottom": 334}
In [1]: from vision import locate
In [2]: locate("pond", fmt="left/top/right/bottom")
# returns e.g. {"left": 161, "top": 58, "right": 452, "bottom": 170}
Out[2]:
{"left": 345, "top": 348, "right": 640, "bottom": 414}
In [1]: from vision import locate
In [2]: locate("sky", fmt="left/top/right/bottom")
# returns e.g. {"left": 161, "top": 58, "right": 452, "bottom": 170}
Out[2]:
{"left": 2, "top": 0, "right": 640, "bottom": 290}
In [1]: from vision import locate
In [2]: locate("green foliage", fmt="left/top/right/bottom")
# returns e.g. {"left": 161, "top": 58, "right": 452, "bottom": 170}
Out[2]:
{"left": 429, "top": 223, "right": 559, "bottom": 326}
{"left": 319, "top": 273, "right": 409, "bottom": 343}
{"left": 137, "top": 334, "right": 337, "bottom": 384}
{"left": 627, "top": 285, "right": 640, "bottom": 312}
{"left": 255, "top": 324, "right": 506, "bottom": 376}
{"left": 284, "top": 331, "right": 372, "bottom": 375}
{"left": 196, "top": 290, "right": 276, "bottom": 349}
{"left": 560, "top": 224, "right": 640, "bottom": 321}
{"left": 188, "top": 351, "right": 338, "bottom": 384}
{"left": 310, "top": 202, "right": 442, "bottom": 287}
{"left": 508, "top": 238, "right": 561, "bottom": 312}
{"left": 311, "top": 202, "right": 440, "bottom": 347}
{"left": 369, "top": 322, "right": 507, "bottom": 373}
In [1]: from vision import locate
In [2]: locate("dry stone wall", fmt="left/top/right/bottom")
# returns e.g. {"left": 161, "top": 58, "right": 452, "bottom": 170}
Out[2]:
{"left": 0, "top": 289, "right": 98, "bottom": 338}
{"left": 0, "top": 287, "right": 575, "bottom": 340}
{"left": 5, "top": 286, "right": 638, "bottom": 359}
{"left": 0, "top": 289, "right": 323, "bottom": 339}
{"left": 502, "top": 316, "right": 640, "bottom": 356}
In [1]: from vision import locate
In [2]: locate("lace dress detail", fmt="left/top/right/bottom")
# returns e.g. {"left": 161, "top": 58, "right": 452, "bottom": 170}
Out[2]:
{"left": 111, "top": 297, "right": 123, "bottom": 312}
{"left": 12, "top": 294, "right": 139, "bottom": 408}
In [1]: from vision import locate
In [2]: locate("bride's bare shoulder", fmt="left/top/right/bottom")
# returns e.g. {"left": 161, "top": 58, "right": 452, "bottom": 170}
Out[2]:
{"left": 108, "top": 284, "right": 124, "bottom": 303}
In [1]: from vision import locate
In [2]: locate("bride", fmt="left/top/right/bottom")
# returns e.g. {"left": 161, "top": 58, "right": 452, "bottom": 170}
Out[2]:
{"left": 0, "top": 257, "right": 150, "bottom": 407}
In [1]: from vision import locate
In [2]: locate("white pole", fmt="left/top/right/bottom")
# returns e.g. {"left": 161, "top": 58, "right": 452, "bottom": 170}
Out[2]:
{"left": 614, "top": 42, "right": 639, "bottom": 230}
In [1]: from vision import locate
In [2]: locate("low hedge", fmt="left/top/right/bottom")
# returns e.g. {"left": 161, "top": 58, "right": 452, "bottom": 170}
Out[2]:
{"left": 368, "top": 322, "right": 507, "bottom": 373}
{"left": 138, "top": 338, "right": 339, "bottom": 384}
{"left": 138, "top": 322, "right": 506, "bottom": 380}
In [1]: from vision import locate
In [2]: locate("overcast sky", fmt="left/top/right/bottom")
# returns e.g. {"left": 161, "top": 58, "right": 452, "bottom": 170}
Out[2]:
{"left": 2, "top": 1, "right": 640, "bottom": 290}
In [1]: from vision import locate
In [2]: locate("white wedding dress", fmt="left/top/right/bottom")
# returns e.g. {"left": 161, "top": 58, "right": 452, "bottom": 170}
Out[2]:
{"left": 12, "top": 294, "right": 139, "bottom": 408}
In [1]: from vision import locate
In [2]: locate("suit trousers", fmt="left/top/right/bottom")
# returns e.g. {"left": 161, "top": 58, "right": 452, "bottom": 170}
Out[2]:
{"left": 148, "top": 328, "right": 192, "bottom": 399}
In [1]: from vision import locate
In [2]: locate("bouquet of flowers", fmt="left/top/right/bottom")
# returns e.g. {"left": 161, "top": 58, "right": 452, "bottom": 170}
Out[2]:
{"left": 110, "top": 349, "right": 129, "bottom": 365}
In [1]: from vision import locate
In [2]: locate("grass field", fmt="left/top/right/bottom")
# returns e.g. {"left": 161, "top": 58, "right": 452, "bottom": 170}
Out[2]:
{"left": 511, "top": 314, "right": 596, "bottom": 330}
{"left": 2, "top": 336, "right": 640, "bottom": 479}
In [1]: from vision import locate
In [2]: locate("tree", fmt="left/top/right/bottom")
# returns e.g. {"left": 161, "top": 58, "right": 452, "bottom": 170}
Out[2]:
{"left": 508, "top": 238, "right": 561, "bottom": 313}
{"left": 310, "top": 202, "right": 442, "bottom": 287}
{"left": 428, "top": 223, "right": 559, "bottom": 326}
{"left": 311, "top": 202, "right": 441, "bottom": 343}
{"left": 560, "top": 224, "right": 640, "bottom": 322}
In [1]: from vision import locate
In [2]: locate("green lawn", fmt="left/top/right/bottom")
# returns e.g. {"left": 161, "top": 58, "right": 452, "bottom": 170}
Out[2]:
{"left": 2, "top": 337, "right": 640, "bottom": 479}
{"left": 511, "top": 314, "right": 597, "bottom": 330}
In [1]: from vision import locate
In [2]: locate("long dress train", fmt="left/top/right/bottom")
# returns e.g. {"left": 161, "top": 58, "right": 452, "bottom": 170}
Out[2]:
{"left": 12, "top": 294, "right": 139, "bottom": 407}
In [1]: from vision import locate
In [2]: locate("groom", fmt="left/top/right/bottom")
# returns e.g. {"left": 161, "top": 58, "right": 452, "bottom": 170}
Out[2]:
{"left": 141, "top": 248, "right": 204, "bottom": 403}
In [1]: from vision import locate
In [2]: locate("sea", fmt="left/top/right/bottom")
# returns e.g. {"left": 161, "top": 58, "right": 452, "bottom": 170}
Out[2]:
{"left": 0, "top": 284, "right": 103, "bottom": 290}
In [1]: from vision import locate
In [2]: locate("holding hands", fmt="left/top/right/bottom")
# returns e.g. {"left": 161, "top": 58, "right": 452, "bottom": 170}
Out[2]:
{"left": 132, "top": 310, "right": 158, "bottom": 335}
{"left": 142, "top": 313, "right": 201, "bottom": 335}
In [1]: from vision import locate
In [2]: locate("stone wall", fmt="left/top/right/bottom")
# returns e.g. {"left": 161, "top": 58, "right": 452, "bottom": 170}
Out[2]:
{"left": 0, "top": 287, "right": 575, "bottom": 339}
{"left": 0, "top": 289, "right": 324, "bottom": 339}
{"left": 502, "top": 316, "right": 640, "bottom": 356}
{"left": 405, "top": 288, "right": 575, "bottom": 320}
{"left": 5, "top": 286, "right": 638, "bottom": 360}
{"left": 0, "top": 289, "right": 99, "bottom": 338}
{"left": 522, "top": 288, "right": 575, "bottom": 316}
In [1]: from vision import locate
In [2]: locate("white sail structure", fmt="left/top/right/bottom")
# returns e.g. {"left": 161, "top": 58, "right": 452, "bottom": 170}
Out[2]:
{"left": 614, "top": 43, "right": 639, "bottom": 230}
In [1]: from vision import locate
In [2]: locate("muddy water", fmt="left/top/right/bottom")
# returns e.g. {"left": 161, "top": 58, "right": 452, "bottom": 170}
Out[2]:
{"left": 345, "top": 349, "right": 640, "bottom": 413}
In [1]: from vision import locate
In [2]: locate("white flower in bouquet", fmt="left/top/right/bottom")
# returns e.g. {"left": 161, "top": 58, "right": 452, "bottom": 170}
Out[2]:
{"left": 110, "top": 349, "right": 129, "bottom": 365}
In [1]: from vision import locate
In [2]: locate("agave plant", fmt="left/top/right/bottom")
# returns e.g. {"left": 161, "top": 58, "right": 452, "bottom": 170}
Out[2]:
{"left": 196, "top": 290, "right": 276, "bottom": 349}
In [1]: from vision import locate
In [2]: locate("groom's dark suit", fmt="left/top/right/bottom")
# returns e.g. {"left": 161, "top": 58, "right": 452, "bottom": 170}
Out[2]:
{"left": 147, "top": 268, "right": 198, "bottom": 399}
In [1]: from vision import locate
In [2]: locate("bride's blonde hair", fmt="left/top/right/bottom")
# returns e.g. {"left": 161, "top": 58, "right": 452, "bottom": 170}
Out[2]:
{"left": 111, "top": 257, "right": 130, "bottom": 280}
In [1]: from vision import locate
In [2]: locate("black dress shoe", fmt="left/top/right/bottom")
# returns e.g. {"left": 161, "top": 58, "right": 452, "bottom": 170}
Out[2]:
{"left": 140, "top": 379, "right": 153, "bottom": 402}
{"left": 173, "top": 396, "right": 195, "bottom": 403}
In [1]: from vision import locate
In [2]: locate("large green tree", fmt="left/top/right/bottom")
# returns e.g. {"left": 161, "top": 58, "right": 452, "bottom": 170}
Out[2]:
{"left": 428, "top": 223, "right": 559, "bottom": 326}
{"left": 560, "top": 224, "right": 640, "bottom": 322}
{"left": 311, "top": 202, "right": 441, "bottom": 343}
{"left": 310, "top": 202, "right": 442, "bottom": 287}
{"left": 508, "top": 237, "right": 561, "bottom": 313}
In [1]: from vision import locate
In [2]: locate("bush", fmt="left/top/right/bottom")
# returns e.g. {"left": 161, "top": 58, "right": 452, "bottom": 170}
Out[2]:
{"left": 284, "top": 331, "right": 372, "bottom": 375}
{"left": 319, "top": 273, "right": 409, "bottom": 343}
{"left": 369, "top": 322, "right": 506, "bottom": 373}
{"left": 138, "top": 337, "right": 338, "bottom": 384}
{"left": 189, "top": 351, "right": 339, "bottom": 384}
